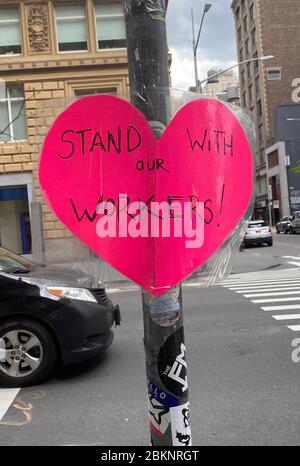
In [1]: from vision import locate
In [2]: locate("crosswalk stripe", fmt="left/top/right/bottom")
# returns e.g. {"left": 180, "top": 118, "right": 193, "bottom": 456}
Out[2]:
{"left": 287, "top": 325, "right": 300, "bottom": 331}
{"left": 235, "top": 286, "right": 300, "bottom": 293}
{"left": 262, "top": 304, "right": 300, "bottom": 312}
{"left": 222, "top": 269, "right": 300, "bottom": 333}
{"left": 282, "top": 256, "right": 300, "bottom": 260}
{"left": 244, "top": 290, "right": 300, "bottom": 297}
{"left": 288, "top": 262, "right": 300, "bottom": 267}
{"left": 272, "top": 314, "right": 300, "bottom": 321}
{"left": 225, "top": 280, "right": 300, "bottom": 289}
{"left": 252, "top": 296, "right": 300, "bottom": 303}
{"left": 222, "top": 275, "right": 300, "bottom": 285}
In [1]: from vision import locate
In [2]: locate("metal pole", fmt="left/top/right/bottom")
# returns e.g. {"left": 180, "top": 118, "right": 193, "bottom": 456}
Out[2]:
{"left": 191, "top": 9, "right": 199, "bottom": 91}
{"left": 123, "top": 0, "right": 191, "bottom": 447}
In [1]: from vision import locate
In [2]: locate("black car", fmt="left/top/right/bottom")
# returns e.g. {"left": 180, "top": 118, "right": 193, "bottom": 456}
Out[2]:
{"left": 276, "top": 216, "right": 293, "bottom": 234}
{"left": 0, "top": 248, "right": 120, "bottom": 388}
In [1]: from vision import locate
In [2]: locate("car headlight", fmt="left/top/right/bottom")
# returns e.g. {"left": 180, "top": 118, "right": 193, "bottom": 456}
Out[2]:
{"left": 47, "top": 286, "right": 97, "bottom": 303}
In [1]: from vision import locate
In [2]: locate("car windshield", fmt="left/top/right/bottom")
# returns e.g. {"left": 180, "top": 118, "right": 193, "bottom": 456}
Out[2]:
{"left": 248, "top": 222, "right": 267, "bottom": 228}
{"left": 0, "top": 248, "right": 33, "bottom": 274}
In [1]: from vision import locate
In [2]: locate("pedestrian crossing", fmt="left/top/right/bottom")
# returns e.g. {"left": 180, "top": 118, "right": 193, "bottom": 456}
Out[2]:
{"left": 221, "top": 268, "right": 300, "bottom": 332}
{"left": 281, "top": 255, "right": 300, "bottom": 268}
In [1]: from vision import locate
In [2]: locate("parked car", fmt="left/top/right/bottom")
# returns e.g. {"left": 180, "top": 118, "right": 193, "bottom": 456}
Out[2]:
{"left": 243, "top": 220, "right": 273, "bottom": 247}
{"left": 290, "top": 211, "right": 300, "bottom": 234}
{"left": 276, "top": 216, "right": 293, "bottom": 234}
{"left": 0, "top": 247, "right": 120, "bottom": 388}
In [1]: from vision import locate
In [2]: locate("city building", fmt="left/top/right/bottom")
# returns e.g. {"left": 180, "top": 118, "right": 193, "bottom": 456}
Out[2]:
{"left": 231, "top": 0, "right": 300, "bottom": 223}
{"left": 0, "top": 0, "right": 129, "bottom": 261}
{"left": 202, "top": 68, "right": 239, "bottom": 100}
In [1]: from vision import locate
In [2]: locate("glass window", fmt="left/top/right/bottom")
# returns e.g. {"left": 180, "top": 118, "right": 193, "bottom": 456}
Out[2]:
{"left": 238, "top": 26, "right": 242, "bottom": 43}
{"left": 55, "top": 4, "right": 88, "bottom": 52}
{"left": 75, "top": 88, "right": 117, "bottom": 98}
{"left": 250, "top": 4, "right": 255, "bottom": 22}
{"left": 0, "top": 7, "right": 21, "bottom": 55}
{"left": 251, "top": 28, "right": 256, "bottom": 46}
{"left": 0, "top": 84, "right": 27, "bottom": 142}
{"left": 94, "top": 2, "right": 126, "bottom": 50}
{"left": 267, "top": 68, "right": 282, "bottom": 80}
{"left": 239, "top": 46, "right": 243, "bottom": 61}
{"left": 241, "top": 69, "right": 245, "bottom": 85}
{"left": 247, "top": 61, "right": 251, "bottom": 78}
{"left": 245, "top": 38, "right": 249, "bottom": 56}
{"left": 249, "top": 84, "right": 253, "bottom": 102}
{"left": 257, "top": 99, "right": 262, "bottom": 116}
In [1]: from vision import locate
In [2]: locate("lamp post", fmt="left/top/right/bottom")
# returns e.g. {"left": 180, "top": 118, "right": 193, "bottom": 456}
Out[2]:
{"left": 192, "top": 3, "right": 212, "bottom": 92}
{"left": 198, "top": 55, "right": 274, "bottom": 87}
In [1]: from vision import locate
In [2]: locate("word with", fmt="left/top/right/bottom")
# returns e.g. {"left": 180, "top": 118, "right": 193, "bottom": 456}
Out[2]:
{"left": 95, "top": 195, "right": 205, "bottom": 249}
{"left": 291, "top": 338, "right": 300, "bottom": 363}
{"left": 187, "top": 128, "right": 234, "bottom": 157}
{"left": 57, "top": 125, "right": 142, "bottom": 159}
{"left": 163, "top": 343, "right": 188, "bottom": 393}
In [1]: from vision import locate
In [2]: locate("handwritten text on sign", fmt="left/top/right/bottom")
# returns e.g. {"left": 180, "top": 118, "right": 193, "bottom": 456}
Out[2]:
{"left": 39, "top": 96, "right": 253, "bottom": 296}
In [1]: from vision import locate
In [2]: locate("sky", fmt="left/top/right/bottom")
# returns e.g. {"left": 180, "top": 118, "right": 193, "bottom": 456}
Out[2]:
{"left": 166, "top": 0, "right": 238, "bottom": 90}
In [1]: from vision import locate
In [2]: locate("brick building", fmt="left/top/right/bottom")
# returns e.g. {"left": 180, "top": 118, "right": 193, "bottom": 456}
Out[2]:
{"left": 231, "top": 0, "right": 300, "bottom": 223}
{"left": 0, "top": 0, "right": 130, "bottom": 262}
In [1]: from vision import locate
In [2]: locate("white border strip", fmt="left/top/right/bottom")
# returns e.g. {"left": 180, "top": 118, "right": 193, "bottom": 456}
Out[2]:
{"left": 0, "top": 388, "right": 20, "bottom": 421}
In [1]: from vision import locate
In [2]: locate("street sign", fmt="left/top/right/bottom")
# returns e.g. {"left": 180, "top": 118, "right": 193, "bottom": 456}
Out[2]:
{"left": 39, "top": 95, "right": 253, "bottom": 296}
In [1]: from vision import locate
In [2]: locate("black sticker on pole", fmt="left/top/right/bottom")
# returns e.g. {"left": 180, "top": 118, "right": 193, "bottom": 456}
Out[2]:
{"left": 157, "top": 327, "right": 188, "bottom": 397}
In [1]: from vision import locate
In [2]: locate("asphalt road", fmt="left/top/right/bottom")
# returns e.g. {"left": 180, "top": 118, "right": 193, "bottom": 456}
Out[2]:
{"left": 1, "top": 232, "right": 300, "bottom": 446}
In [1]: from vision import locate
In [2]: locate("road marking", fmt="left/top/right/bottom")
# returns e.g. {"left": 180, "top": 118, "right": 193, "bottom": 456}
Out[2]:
{"left": 262, "top": 304, "right": 300, "bottom": 312}
{"left": 235, "top": 286, "right": 300, "bottom": 293}
{"left": 245, "top": 290, "right": 300, "bottom": 298}
{"left": 282, "top": 256, "right": 300, "bottom": 260}
{"left": 226, "top": 280, "right": 300, "bottom": 290}
{"left": 273, "top": 314, "right": 300, "bottom": 321}
{"left": 222, "top": 277, "right": 300, "bottom": 286}
{"left": 287, "top": 325, "right": 300, "bottom": 331}
{"left": 223, "top": 268, "right": 300, "bottom": 333}
{"left": 0, "top": 388, "right": 20, "bottom": 421}
{"left": 252, "top": 296, "right": 300, "bottom": 303}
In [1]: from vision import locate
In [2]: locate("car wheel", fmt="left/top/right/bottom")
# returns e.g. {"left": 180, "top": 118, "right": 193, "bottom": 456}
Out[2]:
{"left": 0, "top": 319, "right": 57, "bottom": 388}
{"left": 276, "top": 229, "right": 280, "bottom": 234}
{"left": 268, "top": 239, "right": 273, "bottom": 246}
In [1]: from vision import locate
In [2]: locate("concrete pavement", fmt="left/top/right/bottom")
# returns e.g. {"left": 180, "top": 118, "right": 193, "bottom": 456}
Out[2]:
{"left": 0, "top": 233, "right": 300, "bottom": 445}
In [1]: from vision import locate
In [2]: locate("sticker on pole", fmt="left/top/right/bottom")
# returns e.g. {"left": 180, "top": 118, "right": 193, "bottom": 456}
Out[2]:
{"left": 39, "top": 95, "right": 253, "bottom": 296}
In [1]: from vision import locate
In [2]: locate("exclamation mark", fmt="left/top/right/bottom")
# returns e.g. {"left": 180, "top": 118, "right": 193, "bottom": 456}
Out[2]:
{"left": 218, "top": 184, "right": 225, "bottom": 227}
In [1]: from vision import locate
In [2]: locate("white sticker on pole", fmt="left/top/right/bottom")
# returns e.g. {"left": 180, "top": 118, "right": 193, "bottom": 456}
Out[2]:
{"left": 170, "top": 401, "right": 192, "bottom": 446}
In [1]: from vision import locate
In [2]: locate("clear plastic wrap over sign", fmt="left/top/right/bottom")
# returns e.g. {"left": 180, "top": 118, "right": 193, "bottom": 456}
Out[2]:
{"left": 36, "top": 89, "right": 255, "bottom": 294}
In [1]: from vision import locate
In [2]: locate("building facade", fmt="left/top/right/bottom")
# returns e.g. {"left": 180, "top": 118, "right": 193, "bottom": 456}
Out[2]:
{"left": 0, "top": 0, "right": 129, "bottom": 262}
{"left": 202, "top": 68, "right": 239, "bottom": 100}
{"left": 231, "top": 0, "right": 300, "bottom": 223}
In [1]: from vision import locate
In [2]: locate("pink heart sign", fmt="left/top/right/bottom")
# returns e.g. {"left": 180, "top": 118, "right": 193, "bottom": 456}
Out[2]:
{"left": 39, "top": 95, "right": 253, "bottom": 296}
